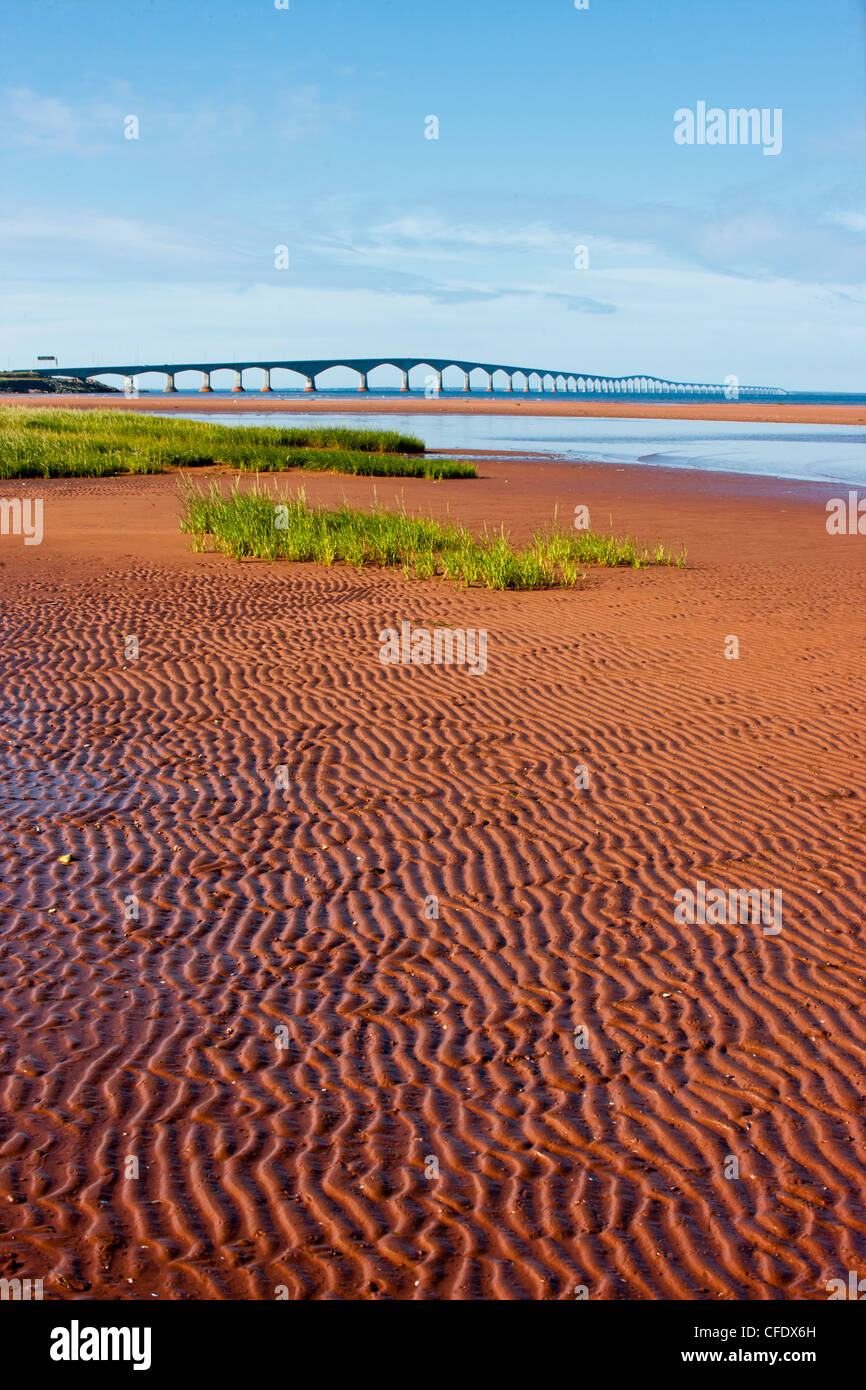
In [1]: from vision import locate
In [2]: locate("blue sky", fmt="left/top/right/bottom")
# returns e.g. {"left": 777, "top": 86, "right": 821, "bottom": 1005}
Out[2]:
{"left": 2, "top": 0, "right": 865, "bottom": 388}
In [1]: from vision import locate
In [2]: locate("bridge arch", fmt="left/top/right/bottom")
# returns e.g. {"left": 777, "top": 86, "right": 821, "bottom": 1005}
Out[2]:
{"left": 311, "top": 363, "right": 364, "bottom": 393}
{"left": 359, "top": 361, "right": 404, "bottom": 392}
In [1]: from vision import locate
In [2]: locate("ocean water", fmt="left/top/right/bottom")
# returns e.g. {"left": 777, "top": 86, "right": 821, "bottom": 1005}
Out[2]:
{"left": 154, "top": 401, "right": 866, "bottom": 487}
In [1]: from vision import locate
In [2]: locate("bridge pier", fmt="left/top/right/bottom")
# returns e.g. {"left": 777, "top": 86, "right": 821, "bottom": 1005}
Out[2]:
{"left": 164, "top": 372, "right": 176, "bottom": 392}
{"left": 124, "top": 375, "right": 137, "bottom": 396}
{"left": 486, "top": 371, "right": 494, "bottom": 393}
{"left": 199, "top": 371, "right": 212, "bottom": 393}
{"left": 504, "top": 374, "right": 512, "bottom": 392}
{"left": 462, "top": 370, "right": 471, "bottom": 393}
{"left": 400, "top": 369, "right": 410, "bottom": 393}
{"left": 231, "top": 369, "right": 244, "bottom": 393}
{"left": 357, "top": 371, "right": 369, "bottom": 392}
{"left": 303, "top": 375, "right": 316, "bottom": 392}
{"left": 261, "top": 368, "right": 272, "bottom": 392}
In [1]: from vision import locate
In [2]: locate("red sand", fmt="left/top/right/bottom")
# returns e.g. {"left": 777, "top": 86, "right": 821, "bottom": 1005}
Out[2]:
{"left": 1, "top": 392, "right": 863, "bottom": 426}
{"left": 0, "top": 455, "right": 864, "bottom": 1300}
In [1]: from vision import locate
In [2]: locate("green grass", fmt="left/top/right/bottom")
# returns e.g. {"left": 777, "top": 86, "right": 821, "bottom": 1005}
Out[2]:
{"left": 283, "top": 448, "right": 475, "bottom": 480}
{"left": 180, "top": 481, "right": 685, "bottom": 589}
{"left": 0, "top": 408, "right": 475, "bottom": 479}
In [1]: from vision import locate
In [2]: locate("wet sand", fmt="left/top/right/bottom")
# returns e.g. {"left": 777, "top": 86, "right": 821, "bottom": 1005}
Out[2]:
{"left": 0, "top": 455, "right": 863, "bottom": 1300}
{"left": 1, "top": 392, "right": 864, "bottom": 426}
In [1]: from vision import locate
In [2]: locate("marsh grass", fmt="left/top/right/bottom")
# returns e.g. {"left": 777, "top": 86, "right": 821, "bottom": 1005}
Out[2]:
{"left": 180, "top": 481, "right": 686, "bottom": 589}
{"left": 0, "top": 409, "right": 475, "bottom": 479}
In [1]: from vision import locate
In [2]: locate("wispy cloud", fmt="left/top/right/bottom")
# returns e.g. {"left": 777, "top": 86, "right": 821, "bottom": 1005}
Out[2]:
{"left": 277, "top": 85, "right": 353, "bottom": 141}
{"left": 831, "top": 210, "right": 866, "bottom": 234}
{"left": 0, "top": 82, "right": 352, "bottom": 156}
{"left": 0, "top": 209, "right": 239, "bottom": 265}
{"left": 353, "top": 215, "right": 649, "bottom": 261}
{"left": 1, "top": 86, "right": 98, "bottom": 154}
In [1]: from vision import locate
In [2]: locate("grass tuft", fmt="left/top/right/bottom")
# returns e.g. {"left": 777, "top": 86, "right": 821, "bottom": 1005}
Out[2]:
{"left": 180, "top": 481, "right": 686, "bottom": 589}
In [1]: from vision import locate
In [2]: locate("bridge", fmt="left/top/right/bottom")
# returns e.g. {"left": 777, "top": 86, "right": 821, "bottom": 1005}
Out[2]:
{"left": 21, "top": 357, "right": 785, "bottom": 398}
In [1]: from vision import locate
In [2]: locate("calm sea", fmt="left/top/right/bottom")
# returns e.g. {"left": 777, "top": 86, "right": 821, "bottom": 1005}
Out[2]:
{"left": 146, "top": 390, "right": 866, "bottom": 487}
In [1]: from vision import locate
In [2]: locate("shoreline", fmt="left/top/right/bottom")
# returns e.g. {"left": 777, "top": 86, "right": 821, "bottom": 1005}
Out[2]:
{"left": 1, "top": 391, "right": 864, "bottom": 427}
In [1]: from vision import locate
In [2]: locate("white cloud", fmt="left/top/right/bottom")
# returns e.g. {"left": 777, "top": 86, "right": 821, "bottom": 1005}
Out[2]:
{"left": 365, "top": 216, "right": 649, "bottom": 259}
{"left": 832, "top": 211, "right": 866, "bottom": 234}
{"left": 1, "top": 86, "right": 95, "bottom": 153}
{"left": 0, "top": 210, "right": 237, "bottom": 264}
{"left": 277, "top": 85, "right": 353, "bottom": 142}
{"left": 0, "top": 83, "right": 351, "bottom": 157}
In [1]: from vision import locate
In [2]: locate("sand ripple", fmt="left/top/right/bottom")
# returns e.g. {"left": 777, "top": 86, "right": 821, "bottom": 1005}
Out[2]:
{"left": 1, "top": 539, "right": 864, "bottom": 1299}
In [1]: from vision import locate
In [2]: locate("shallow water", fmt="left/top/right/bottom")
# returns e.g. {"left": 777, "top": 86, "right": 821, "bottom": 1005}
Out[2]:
{"left": 159, "top": 407, "right": 866, "bottom": 486}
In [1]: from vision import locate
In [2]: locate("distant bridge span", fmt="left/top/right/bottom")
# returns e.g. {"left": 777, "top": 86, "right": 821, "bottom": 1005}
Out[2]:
{"left": 22, "top": 357, "right": 785, "bottom": 398}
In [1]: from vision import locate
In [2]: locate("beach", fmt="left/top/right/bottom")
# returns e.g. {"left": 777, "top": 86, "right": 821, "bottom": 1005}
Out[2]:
{"left": 1, "top": 392, "right": 864, "bottom": 426}
{"left": 1, "top": 452, "right": 863, "bottom": 1300}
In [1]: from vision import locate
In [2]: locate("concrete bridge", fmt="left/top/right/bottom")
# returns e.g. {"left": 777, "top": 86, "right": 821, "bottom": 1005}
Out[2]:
{"left": 22, "top": 357, "right": 785, "bottom": 398}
